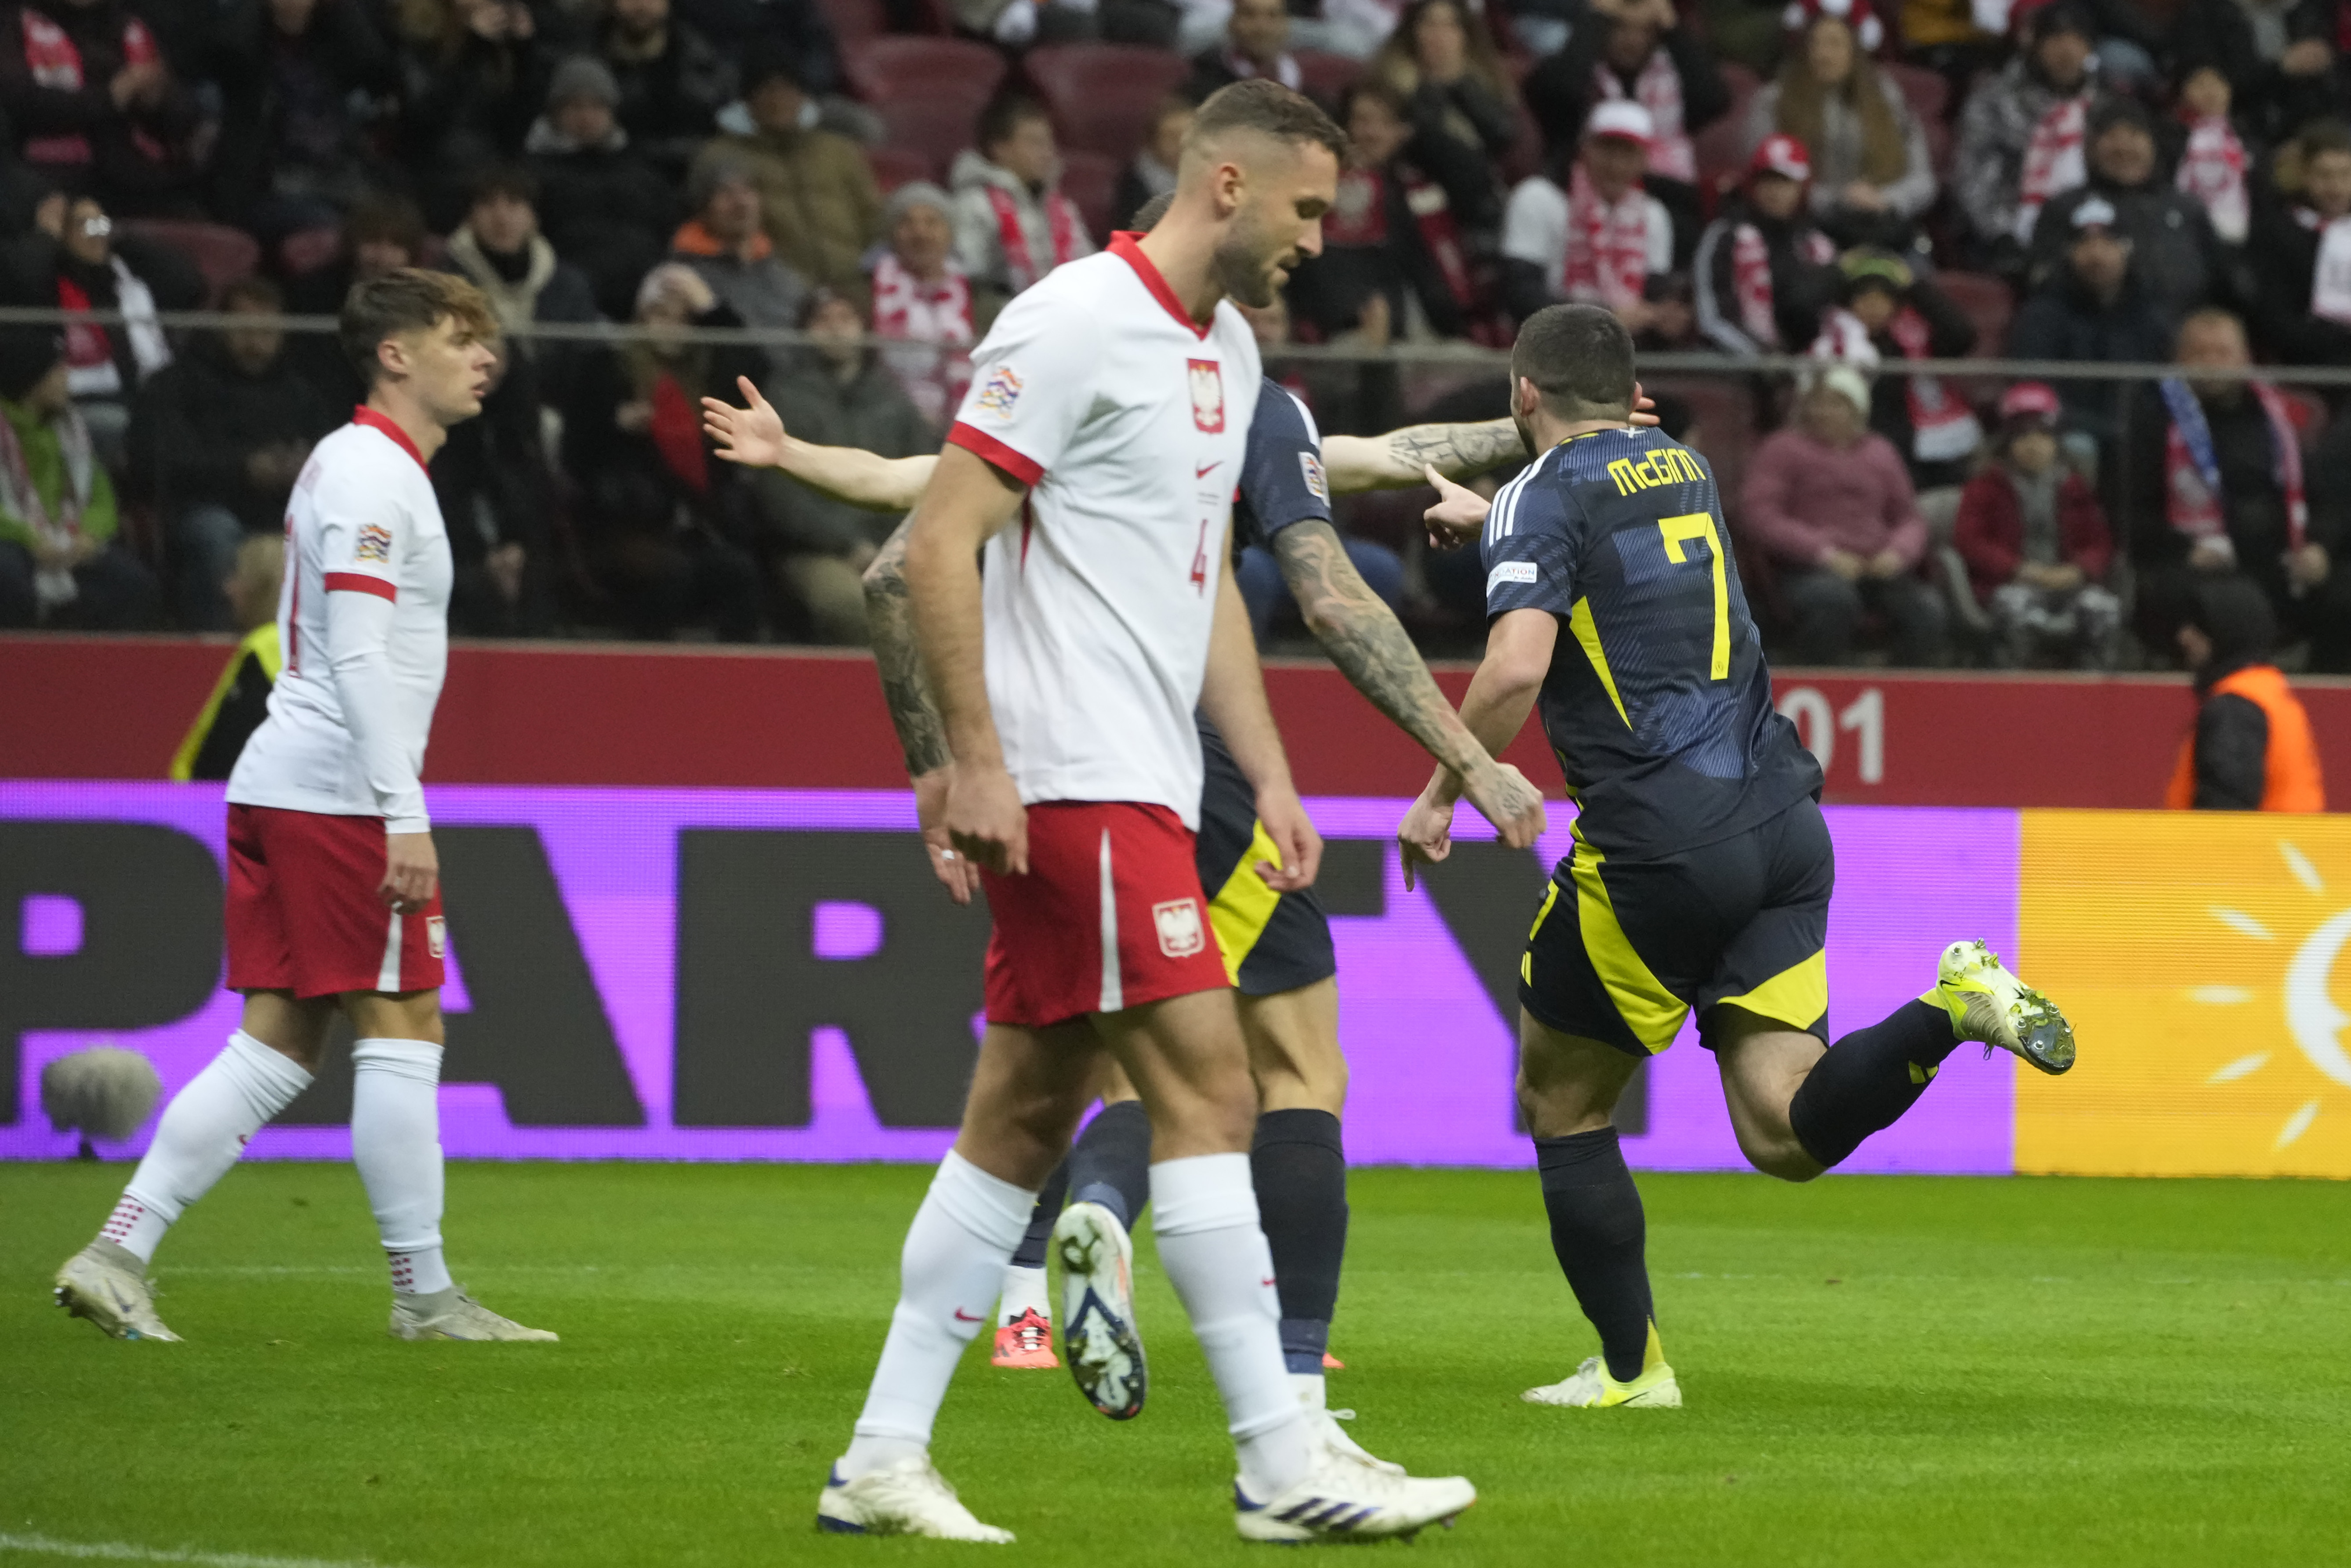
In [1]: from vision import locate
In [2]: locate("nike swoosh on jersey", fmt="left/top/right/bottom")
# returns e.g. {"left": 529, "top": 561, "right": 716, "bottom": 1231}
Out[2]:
{"left": 1196, "top": 460, "right": 1221, "bottom": 479}
{"left": 954, "top": 1308, "right": 984, "bottom": 1323}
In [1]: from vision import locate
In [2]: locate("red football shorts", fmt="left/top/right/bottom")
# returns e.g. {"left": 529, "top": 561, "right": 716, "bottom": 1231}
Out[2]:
{"left": 225, "top": 803, "right": 446, "bottom": 999}
{"left": 981, "top": 801, "right": 1229, "bottom": 1027}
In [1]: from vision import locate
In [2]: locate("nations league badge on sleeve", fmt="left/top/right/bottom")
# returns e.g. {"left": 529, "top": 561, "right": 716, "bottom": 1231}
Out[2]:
{"left": 976, "top": 363, "right": 1023, "bottom": 421}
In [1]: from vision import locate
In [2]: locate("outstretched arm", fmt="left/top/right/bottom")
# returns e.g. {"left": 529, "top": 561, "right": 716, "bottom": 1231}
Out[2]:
{"left": 1268, "top": 518, "right": 1544, "bottom": 848}
{"left": 702, "top": 375, "right": 937, "bottom": 510}
{"left": 1323, "top": 417, "right": 1527, "bottom": 492}
{"left": 1397, "top": 607, "right": 1559, "bottom": 888}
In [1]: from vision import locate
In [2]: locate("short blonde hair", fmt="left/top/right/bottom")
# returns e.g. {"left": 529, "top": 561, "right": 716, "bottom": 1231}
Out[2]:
{"left": 341, "top": 268, "right": 498, "bottom": 384}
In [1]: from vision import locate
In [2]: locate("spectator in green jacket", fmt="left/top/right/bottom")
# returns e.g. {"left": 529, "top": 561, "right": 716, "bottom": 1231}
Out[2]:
{"left": 0, "top": 326, "right": 157, "bottom": 628}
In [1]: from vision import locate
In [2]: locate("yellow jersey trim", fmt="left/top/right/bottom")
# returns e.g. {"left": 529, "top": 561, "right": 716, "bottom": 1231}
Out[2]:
{"left": 1568, "top": 597, "right": 1629, "bottom": 729}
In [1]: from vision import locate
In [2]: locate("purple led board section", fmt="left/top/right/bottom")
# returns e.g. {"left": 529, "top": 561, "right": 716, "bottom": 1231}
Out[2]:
{"left": 0, "top": 782, "right": 2015, "bottom": 1173}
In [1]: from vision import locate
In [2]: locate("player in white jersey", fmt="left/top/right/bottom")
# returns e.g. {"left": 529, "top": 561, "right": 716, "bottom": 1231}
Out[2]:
{"left": 54, "top": 270, "right": 554, "bottom": 1346}
{"left": 809, "top": 81, "right": 1476, "bottom": 1546}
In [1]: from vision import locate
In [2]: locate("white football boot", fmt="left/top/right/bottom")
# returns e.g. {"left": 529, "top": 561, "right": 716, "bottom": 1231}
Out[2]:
{"left": 1930, "top": 938, "right": 2076, "bottom": 1076}
{"left": 1523, "top": 1354, "right": 1683, "bottom": 1409}
{"left": 1234, "top": 1451, "right": 1477, "bottom": 1543}
{"left": 54, "top": 1241, "right": 179, "bottom": 1342}
{"left": 1293, "top": 1373, "right": 1404, "bottom": 1475}
{"left": 817, "top": 1458, "right": 1014, "bottom": 1543}
{"left": 1052, "top": 1200, "right": 1146, "bottom": 1419}
{"left": 389, "top": 1287, "right": 558, "bottom": 1341}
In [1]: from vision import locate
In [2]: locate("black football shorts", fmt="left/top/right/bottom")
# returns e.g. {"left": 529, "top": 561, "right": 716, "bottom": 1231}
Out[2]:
{"left": 1194, "top": 718, "right": 1336, "bottom": 998}
{"left": 1520, "top": 798, "right": 1835, "bottom": 1057}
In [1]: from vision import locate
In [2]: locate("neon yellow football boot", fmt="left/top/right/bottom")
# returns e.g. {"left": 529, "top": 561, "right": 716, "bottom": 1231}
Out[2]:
{"left": 1928, "top": 939, "right": 2076, "bottom": 1076}
{"left": 1523, "top": 1322, "right": 1680, "bottom": 1409}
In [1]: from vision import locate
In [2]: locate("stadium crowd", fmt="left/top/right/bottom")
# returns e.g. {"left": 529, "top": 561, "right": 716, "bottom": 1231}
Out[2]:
{"left": 3, "top": 0, "right": 2350, "bottom": 671}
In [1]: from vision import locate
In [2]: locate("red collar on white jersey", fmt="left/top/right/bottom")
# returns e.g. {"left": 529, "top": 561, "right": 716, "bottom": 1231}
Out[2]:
{"left": 1109, "top": 231, "right": 1211, "bottom": 340}
{"left": 352, "top": 406, "right": 429, "bottom": 474}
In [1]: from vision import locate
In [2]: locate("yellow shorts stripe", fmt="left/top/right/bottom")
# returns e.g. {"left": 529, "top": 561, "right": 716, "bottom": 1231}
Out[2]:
{"left": 1521, "top": 881, "right": 1561, "bottom": 984}
{"left": 1716, "top": 949, "right": 1829, "bottom": 1033}
{"left": 1567, "top": 837, "right": 1687, "bottom": 1054}
{"left": 1208, "top": 819, "right": 1285, "bottom": 985}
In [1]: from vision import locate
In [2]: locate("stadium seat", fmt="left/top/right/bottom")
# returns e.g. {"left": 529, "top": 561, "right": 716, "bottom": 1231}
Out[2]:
{"left": 1881, "top": 60, "right": 1948, "bottom": 124}
{"left": 279, "top": 225, "right": 343, "bottom": 278}
{"left": 1059, "top": 149, "right": 1118, "bottom": 240}
{"left": 121, "top": 219, "right": 260, "bottom": 301}
{"left": 1024, "top": 44, "right": 1192, "bottom": 165}
{"left": 819, "top": 0, "right": 888, "bottom": 46}
{"left": 866, "top": 144, "right": 935, "bottom": 189}
{"left": 1693, "top": 110, "right": 1749, "bottom": 200}
{"left": 1294, "top": 49, "right": 1363, "bottom": 106}
{"left": 1937, "top": 270, "right": 2014, "bottom": 357}
{"left": 846, "top": 36, "right": 1007, "bottom": 174}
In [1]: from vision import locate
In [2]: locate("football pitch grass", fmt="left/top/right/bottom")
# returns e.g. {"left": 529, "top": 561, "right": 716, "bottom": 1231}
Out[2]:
{"left": 3, "top": 1163, "right": 2345, "bottom": 1567}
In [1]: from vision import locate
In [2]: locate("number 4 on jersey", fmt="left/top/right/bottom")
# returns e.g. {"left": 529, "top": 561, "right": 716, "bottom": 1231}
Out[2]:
{"left": 1659, "top": 513, "right": 1729, "bottom": 680}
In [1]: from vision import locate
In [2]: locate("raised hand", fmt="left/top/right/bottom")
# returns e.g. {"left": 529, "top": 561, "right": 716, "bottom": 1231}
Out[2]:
{"left": 701, "top": 375, "right": 789, "bottom": 468}
{"left": 1423, "top": 464, "right": 1493, "bottom": 550}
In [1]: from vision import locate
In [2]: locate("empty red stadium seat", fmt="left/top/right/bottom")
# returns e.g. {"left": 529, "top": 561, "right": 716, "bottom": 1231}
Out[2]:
{"left": 279, "top": 225, "right": 343, "bottom": 278}
{"left": 1024, "top": 44, "right": 1191, "bottom": 165}
{"left": 846, "top": 37, "right": 1008, "bottom": 175}
{"left": 1293, "top": 49, "right": 1363, "bottom": 106}
{"left": 1058, "top": 149, "right": 1118, "bottom": 240}
{"left": 865, "top": 144, "right": 936, "bottom": 189}
{"left": 122, "top": 219, "right": 260, "bottom": 301}
{"left": 1881, "top": 60, "right": 1948, "bottom": 124}
{"left": 1937, "top": 270, "right": 2014, "bottom": 357}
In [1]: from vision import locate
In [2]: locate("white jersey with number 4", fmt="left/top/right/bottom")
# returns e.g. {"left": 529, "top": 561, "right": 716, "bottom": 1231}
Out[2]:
{"left": 227, "top": 409, "right": 452, "bottom": 834}
{"left": 946, "top": 233, "right": 1261, "bottom": 829}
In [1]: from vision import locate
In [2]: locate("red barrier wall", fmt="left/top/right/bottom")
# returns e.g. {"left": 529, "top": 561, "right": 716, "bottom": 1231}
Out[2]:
{"left": 5, "top": 634, "right": 2347, "bottom": 807}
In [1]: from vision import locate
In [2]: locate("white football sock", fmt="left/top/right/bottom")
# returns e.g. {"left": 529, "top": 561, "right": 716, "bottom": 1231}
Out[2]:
{"left": 842, "top": 1150, "right": 1034, "bottom": 1479}
{"left": 351, "top": 1037, "right": 452, "bottom": 1298}
{"left": 998, "top": 1263, "right": 1052, "bottom": 1327}
{"left": 114, "top": 1030, "right": 313, "bottom": 1263}
{"left": 1151, "top": 1153, "right": 1315, "bottom": 1499}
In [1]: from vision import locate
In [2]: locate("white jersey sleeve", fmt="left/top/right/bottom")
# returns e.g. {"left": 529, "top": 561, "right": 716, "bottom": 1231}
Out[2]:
{"left": 316, "top": 460, "right": 427, "bottom": 832}
{"left": 947, "top": 286, "right": 1101, "bottom": 485}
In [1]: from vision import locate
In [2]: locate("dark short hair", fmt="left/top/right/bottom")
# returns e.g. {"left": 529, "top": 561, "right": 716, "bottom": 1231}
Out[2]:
{"left": 1188, "top": 77, "right": 1349, "bottom": 167}
{"left": 1336, "top": 77, "right": 1408, "bottom": 129}
{"left": 468, "top": 163, "right": 538, "bottom": 211}
{"left": 977, "top": 92, "right": 1051, "bottom": 156}
{"left": 341, "top": 268, "right": 498, "bottom": 385}
{"left": 222, "top": 275, "right": 284, "bottom": 312}
{"left": 1512, "top": 304, "right": 1635, "bottom": 419}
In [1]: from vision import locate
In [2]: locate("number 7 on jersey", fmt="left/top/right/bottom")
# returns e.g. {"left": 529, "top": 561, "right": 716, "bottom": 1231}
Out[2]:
{"left": 1659, "top": 512, "right": 1729, "bottom": 680}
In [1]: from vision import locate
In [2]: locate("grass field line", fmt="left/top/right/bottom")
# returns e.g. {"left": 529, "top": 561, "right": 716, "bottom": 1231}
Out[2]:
{"left": 0, "top": 1533, "right": 424, "bottom": 1568}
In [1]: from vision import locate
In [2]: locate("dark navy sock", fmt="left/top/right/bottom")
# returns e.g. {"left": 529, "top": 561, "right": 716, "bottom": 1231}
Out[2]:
{"left": 1788, "top": 999, "right": 1961, "bottom": 1169}
{"left": 1009, "top": 1158, "right": 1069, "bottom": 1271}
{"left": 1067, "top": 1098, "right": 1152, "bottom": 1231}
{"left": 1535, "top": 1128, "right": 1653, "bottom": 1384}
{"left": 1252, "top": 1108, "right": 1348, "bottom": 1374}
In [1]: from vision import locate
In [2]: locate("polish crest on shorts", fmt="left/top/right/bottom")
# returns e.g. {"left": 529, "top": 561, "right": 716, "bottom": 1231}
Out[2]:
{"left": 1154, "top": 898, "right": 1205, "bottom": 958}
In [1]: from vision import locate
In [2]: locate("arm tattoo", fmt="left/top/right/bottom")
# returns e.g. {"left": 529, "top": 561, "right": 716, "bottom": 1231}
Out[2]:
{"left": 1269, "top": 519, "right": 1483, "bottom": 775}
{"left": 863, "top": 518, "right": 952, "bottom": 777}
{"left": 1382, "top": 418, "right": 1527, "bottom": 482}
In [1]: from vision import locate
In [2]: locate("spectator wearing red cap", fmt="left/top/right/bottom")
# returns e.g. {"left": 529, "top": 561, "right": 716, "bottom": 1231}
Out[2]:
{"left": 1953, "top": 1, "right": 2107, "bottom": 277}
{"left": 1954, "top": 381, "right": 2122, "bottom": 668}
{"left": 1745, "top": 366, "right": 1948, "bottom": 665}
{"left": 1694, "top": 133, "right": 1842, "bottom": 354}
{"left": 1742, "top": 0, "right": 1934, "bottom": 249}
{"left": 2249, "top": 120, "right": 2351, "bottom": 367}
{"left": 1500, "top": 99, "right": 1674, "bottom": 328}
{"left": 1523, "top": 0, "right": 1731, "bottom": 225}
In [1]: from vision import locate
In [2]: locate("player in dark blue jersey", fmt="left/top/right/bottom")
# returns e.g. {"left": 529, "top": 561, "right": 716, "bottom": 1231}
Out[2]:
{"left": 703, "top": 348, "right": 1562, "bottom": 1460}
{"left": 1400, "top": 305, "right": 2079, "bottom": 1410}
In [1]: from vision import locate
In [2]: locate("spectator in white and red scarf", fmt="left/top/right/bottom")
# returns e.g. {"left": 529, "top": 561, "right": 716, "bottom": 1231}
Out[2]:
{"left": 1523, "top": 0, "right": 1732, "bottom": 228}
{"left": 0, "top": 0, "right": 201, "bottom": 217}
{"left": 1693, "top": 132, "right": 1842, "bottom": 355}
{"left": 868, "top": 180, "right": 974, "bottom": 435}
{"left": 1742, "top": 0, "right": 1934, "bottom": 251}
{"left": 2164, "top": 59, "right": 2256, "bottom": 249}
{"left": 2124, "top": 308, "right": 2351, "bottom": 670}
{"left": 1500, "top": 99, "right": 1674, "bottom": 328}
{"left": 2249, "top": 118, "right": 2351, "bottom": 365}
{"left": 1807, "top": 246, "right": 1981, "bottom": 492}
{"left": 949, "top": 92, "right": 1095, "bottom": 311}
{"left": 2029, "top": 96, "right": 2235, "bottom": 333}
{"left": 1288, "top": 77, "right": 1500, "bottom": 343}
{"left": 1953, "top": 0, "right": 2107, "bottom": 280}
